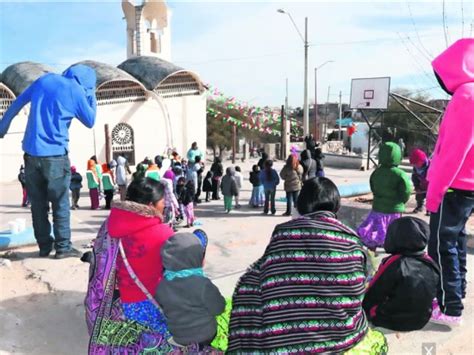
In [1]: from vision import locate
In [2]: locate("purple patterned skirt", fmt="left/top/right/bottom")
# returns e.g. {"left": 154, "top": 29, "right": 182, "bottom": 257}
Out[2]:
{"left": 357, "top": 211, "right": 402, "bottom": 250}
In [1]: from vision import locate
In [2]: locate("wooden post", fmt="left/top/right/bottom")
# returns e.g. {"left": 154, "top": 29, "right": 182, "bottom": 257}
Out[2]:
{"left": 105, "top": 124, "right": 111, "bottom": 163}
{"left": 232, "top": 124, "right": 237, "bottom": 164}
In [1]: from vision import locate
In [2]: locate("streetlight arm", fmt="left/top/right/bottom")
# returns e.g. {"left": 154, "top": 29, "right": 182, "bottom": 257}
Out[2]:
{"left": 316, "top": 60, "right": 335, "bottom": 71}
{"left": 286, "top": 13, "right": 305, "bottom": 43}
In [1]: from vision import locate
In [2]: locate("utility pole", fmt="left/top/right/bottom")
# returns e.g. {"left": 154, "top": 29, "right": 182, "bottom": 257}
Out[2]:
{"left": 314, "top": 67, "right": 318, "bottom": 140}
{"left": 324, "top": 86, "right": 331, "bottom": 141}
{"left": 285, "top": 78, "right": 289, "bottom": 122}
{"left": 338, "top": 91, "right": 342, "bottom": 141}
{"left": 303, "top": 17, "right": 309, "bottom": 136}
{"left": 232, "top": 124, "right": 237, "bottom": 164}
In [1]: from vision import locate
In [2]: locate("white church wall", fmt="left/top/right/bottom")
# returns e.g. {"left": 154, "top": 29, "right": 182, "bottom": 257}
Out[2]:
{"left": 0, "top": 110, "right": 29, "bottom": 182}
{"left": 68, "top": 98, "right": 170, "bottom": 175}
{"left": 163, "top": 94, "right": 206, "bottom": 159}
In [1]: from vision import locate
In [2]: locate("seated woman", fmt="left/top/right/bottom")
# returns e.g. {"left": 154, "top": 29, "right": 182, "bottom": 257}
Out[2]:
{"left": 85, "top": 177, "right": 176, "bottom": 353}
{"left": 228, "top": 177, "right": 387, "bottom": 354}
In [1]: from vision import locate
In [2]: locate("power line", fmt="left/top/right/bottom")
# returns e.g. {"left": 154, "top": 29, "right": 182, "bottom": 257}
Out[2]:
{"left": 442, "top": 0, "right": 450, "bottom": 48}
{"left": 404, "top": 34, "right": 432, "bottom": 63}
{"left": 406, "top": 1, "right": 433, "bottom": 58}
{"left": 396, "top": 32, "right": 442, "bottom": 91}
{"left": 461, "top": 0, "right": 465, "bottom": 37}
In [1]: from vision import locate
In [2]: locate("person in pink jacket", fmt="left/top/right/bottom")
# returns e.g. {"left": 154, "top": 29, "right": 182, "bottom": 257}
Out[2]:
{"left": 427, "top": 38, "right": 474, "bottom": 327}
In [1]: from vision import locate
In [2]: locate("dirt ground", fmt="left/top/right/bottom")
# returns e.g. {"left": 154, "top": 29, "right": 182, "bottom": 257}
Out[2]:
{"left": 1, "top": 161, "right": 473, "bottom": 355}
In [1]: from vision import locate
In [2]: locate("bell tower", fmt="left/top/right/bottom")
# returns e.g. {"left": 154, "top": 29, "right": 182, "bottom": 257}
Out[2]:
{"left": 122, "top": 0, "right": 172, "bottom": 61}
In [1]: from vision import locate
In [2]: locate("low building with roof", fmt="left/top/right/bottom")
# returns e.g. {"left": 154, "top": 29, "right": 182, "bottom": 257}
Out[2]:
{"left": 0, "top": 0, "right": 206, "bottom": 182}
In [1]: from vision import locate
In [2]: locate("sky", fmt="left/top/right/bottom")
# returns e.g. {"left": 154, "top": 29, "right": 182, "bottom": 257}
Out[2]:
{"left": 1, "top": 0, "right": 472, "bottom": 107}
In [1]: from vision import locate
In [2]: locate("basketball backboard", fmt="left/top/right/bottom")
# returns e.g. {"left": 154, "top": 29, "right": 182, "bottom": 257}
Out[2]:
{"left": 350, "top": 77, "right": 391, "bottom": 110}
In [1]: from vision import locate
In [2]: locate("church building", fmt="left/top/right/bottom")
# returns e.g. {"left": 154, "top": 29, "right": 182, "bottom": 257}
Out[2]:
{"left": 0, "top": 0, "right": 206, "bottom": 182}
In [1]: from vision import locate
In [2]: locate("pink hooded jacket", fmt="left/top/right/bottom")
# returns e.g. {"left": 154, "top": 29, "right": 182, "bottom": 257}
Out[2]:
{"left": 427, "top": 39, "right": 474, "bottom": 212}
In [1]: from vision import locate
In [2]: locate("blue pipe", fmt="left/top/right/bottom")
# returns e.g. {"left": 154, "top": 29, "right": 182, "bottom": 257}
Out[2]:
{"left": 337, "top": 183, "right": 371, "bottom": 198}
{"left": 0, "top": 227, "right": 36, "bottom": 250}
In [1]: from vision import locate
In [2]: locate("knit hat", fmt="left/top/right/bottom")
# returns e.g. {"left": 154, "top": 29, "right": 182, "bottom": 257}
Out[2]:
{"left": 161, "top": 233, "right": 206, "bottom": 271}
{"left": 71, "top": 166, "right": 77, "bottom": 174}
{"left": 384, "top": 217, "right": 429, "bottom": 255}
{"left": 409, "top": 149, "right": 428, "bottom": 167}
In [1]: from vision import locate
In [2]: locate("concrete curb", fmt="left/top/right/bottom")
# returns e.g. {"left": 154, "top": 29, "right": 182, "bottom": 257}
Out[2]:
{"left": 0, "top": 227, "right": 36, "bottom": 251}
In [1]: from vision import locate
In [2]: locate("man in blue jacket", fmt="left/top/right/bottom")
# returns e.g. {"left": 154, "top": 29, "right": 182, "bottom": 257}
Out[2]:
{"left": 0, "top": 64, "right": 97, "bottom": 259}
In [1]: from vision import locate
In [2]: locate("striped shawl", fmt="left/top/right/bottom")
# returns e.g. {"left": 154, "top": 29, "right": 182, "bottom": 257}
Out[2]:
{"left": 228, "top": 211, "right": 368, "bottom": 354}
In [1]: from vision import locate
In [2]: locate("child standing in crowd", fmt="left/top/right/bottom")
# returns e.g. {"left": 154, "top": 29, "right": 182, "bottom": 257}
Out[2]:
{"left": 18, "top": 165, "right": 29, "bottom": 207}
{"left": 116, "top": 155, "right": 131, "bottom": 201}
{"left": 249, "top": 165, "right": 264, "bottom": 208}
{"left": 260, "top": 160, "right": 280, "bottom": 215}
{"left": 133, "top": 164, "right": 147, "bottom": 182}
{"left": 70, "top": 166, "right": 83, "bottom": 210}
{"left": 86, "top": 159, "right": 100, "bottom": 210}
{"left": 299, "top": 150, "right": 317, "bottom": 181}
{"left": 145, "top": 159, "right": 161, "bottom": 181}
{"left": 155, "top": 232, "right": 225, "bottom": 347}
{"left": 221, "top": 167, "right": 238, "bottom": 214}
{"left": 234, "top": 166, "right": 243, "bottom": 209}
{"left": 357, "top": 142, "right": 412, "bottom": 250}
{"left": 210, "top": 157, "right": 224, "bottom": 200}
{"left": 203, "top": 171, "right": 213, "bottom": 203}
{"left": 363, "top": 217, "right": 440, "bottom": 331}
{"left": 409, "top": 148, "right": 430, "bottom": 214}
{"left": 177, "top": 177, "right": 195, "bottom": 228}
{"left": 280, "top": 155, "right": 304, "bottom": 216}
{"left": 101, "top": 163, "right": 115, "bottom": 210}
{"left": 314, "top": 147, "right": 325, "bottom": 177}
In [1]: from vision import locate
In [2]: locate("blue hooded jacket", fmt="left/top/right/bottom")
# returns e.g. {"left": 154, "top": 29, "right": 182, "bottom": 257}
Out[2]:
{"left": 0, "top": 64, "right": 97, "bottom": 156}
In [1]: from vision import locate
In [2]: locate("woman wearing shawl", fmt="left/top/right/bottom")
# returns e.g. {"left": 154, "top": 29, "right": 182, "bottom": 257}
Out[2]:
{"left": 228, "top": 177, "right": 387, "bottom": 354}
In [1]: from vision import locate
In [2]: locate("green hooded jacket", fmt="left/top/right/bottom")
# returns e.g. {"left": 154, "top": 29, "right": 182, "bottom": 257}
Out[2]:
{"left": 370, "top": 142, "right": 412, "bottom": 213}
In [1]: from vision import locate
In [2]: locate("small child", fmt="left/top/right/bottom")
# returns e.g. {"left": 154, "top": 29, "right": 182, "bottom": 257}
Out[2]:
{"left": 177, "top": 177, "right": 195, "bottom": 227}
{"left": 314, "top": 148, "right": 325, "bottom": 177}
{"left": 86, "top": 159, "right": 100, "bottom": 210}
{"left": 70, "top": 166, "right": 83, "bottom": 210}
{"left": 221, "top": 167, "right": 238, "bottom": 213}
{"left": 18, "top": 165, "right": 29, "bottom": 207}
{"left": 249, "top": 165, "right": 264, "bottom": 208}
{"left": 155, "top": 232, "right": 226, "bottom": 347}
{"left": 363, "top": 217, "right": 440, "bottom": 331}
{"left": 409, "top": 148, "right": 430, "bottom": 214}
{"left": 101, "top": 163, "right": 115, "bottom": 210}
{"left": 259, "top": 159, "right": 280, "bottom": 215}
{"left": 234, "top": 166, "right": 243, "bottom": 208}
{"left": 357, "top": 142, "right": 412, "bottom": 250}
{"left": 202, "top": 171, "right": 213, "bottom": 202}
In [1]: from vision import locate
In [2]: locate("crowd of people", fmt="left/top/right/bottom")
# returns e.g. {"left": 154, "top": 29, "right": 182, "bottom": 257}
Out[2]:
{"left": 0, "top": 36, "right": 472, "bottom": 353}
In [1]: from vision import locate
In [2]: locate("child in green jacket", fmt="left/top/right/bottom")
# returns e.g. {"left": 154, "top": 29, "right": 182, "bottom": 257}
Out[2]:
{"left": 357, "top": 142, "right": 412, "bottom": 250}
{"left": 101, "top": 163, "right": 115, "bottom": 210}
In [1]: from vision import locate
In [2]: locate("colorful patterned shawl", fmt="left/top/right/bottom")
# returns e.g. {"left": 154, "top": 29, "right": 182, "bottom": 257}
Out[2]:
{"left": 228, "top": 211, "right": 369, "bottom": 354}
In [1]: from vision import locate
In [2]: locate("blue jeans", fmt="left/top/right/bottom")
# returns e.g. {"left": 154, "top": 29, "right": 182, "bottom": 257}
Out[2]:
{"left": 24, "top": 154, "right": 72, "bottom": 253}
{"left": 428, "top": 189, "right": 473, "bottom": 316}
{"left": 264, "top": 189, "right": 276, "bottom": 214}
{"left": 285, "top": 190, "right": 299, "bottom": 214}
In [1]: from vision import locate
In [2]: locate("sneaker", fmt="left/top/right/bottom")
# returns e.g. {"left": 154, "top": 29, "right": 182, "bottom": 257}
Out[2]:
{"left": 55, "top": 248, "right": 82, "bottom": 259}
{"left": 282, "top": 212, "right": 291, "bottom": 216}
{"left": 430, "top": 305, "right": 462, "bottom": 328}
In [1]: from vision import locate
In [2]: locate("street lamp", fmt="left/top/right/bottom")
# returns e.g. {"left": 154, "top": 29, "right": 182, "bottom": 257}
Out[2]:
{"left": 314, "top": 60, "right": 334, "bottom": 141}
{"left": 278, "top": 9, "right": 309, "bottom": 137}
